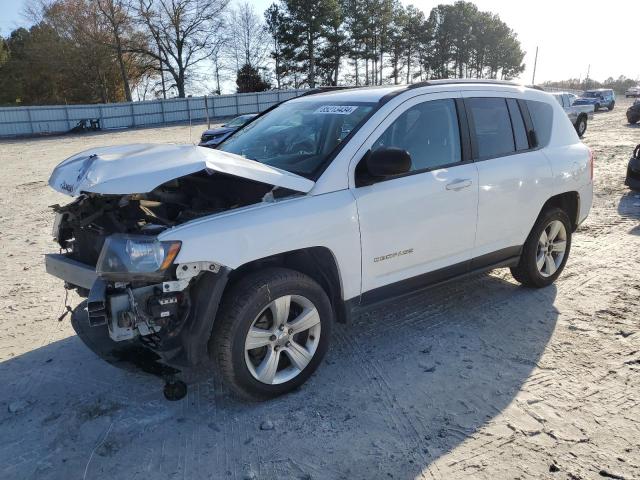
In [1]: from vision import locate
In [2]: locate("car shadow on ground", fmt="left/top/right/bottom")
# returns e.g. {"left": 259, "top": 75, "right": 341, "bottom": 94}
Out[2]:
{"left": 0, "top": 272, "right": 558, "bottom": 479}
{"left": 617, "top": 190, "right": 640, "bottom": 236}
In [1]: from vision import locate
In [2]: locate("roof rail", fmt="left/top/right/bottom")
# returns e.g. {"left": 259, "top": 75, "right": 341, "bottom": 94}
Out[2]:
{"left": 407, "top": 78, "right": 520, "bottom": 89}
{"left": 298, "top": 86, "right": 358, "bottom": 97}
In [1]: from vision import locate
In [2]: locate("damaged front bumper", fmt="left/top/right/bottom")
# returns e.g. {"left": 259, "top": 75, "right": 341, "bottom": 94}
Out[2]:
{"left": 45, "top": 253, "right": 97, "bottom": 290}
{"left": 45, "top": 253, "right": 230, "bottom": 373}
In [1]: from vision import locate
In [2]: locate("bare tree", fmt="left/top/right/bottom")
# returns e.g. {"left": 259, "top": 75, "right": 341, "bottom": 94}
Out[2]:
{"left": 135, "top": 0, "right": 229, "bottom": 98}
{"left": 96, "top": 0, "right": 134, "bottom": 101}
{"left": 227, "top": 2, "right": 269, "bottom": 71}
{"left": 209, "top": 35, "right": 227, "bottom": 95}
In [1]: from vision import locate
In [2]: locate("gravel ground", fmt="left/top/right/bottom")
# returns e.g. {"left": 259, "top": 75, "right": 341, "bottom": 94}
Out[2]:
{"left": 0, "top": 100, "right": 639, "bottom": 480}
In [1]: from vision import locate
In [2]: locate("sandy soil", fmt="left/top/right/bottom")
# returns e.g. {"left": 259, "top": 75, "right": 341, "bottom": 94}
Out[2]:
{"left": 0, "top": 101, "right": 639, "bottom": 480}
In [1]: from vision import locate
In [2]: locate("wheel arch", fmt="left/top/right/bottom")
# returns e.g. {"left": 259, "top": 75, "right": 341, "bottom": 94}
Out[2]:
{"left": 227, "top": 247, "right": 349, "bottom": 323}
{"left": 539, "top": 191, "right": 580, "bottom": 231}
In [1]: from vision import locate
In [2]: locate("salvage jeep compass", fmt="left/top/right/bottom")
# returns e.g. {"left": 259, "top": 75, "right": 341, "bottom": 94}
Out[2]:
{"left": 46, "top": 80, "right": 593, "bottom": 400}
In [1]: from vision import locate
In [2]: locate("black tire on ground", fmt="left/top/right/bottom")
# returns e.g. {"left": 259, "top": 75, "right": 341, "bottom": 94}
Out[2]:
{"left": 510, "top": 207, "right": 572, "bottom": 288}
{"left": 210, "top": 267, "right": 333, "bottom": 401}
{"left": 575, "top": 115, "right": 587, "bottom": 137}
{"left": 594, "top": 103, "right": 600, "bottom": 112}
{"left": 608, "top": 102, "right": 615, "bottom": 111}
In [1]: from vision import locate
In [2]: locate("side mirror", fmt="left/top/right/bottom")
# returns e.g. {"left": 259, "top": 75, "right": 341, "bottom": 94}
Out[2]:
{"left": 366, "top": 148, "right": 412, "bottom": 178}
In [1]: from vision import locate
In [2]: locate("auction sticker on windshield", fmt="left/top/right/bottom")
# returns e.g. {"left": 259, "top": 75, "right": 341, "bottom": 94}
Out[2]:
{"left": 314, "top": 105, "right": 359, "bottom": 115}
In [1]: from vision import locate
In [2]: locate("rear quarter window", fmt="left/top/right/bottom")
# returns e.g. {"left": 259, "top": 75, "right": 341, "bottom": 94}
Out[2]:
{"left": 526, "top": 100, "right": 554, "bottom": 148}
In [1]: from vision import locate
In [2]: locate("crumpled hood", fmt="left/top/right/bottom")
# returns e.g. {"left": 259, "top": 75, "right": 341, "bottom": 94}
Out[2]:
{"left": 48, "top": 143, "right": 315, "bottom": 196}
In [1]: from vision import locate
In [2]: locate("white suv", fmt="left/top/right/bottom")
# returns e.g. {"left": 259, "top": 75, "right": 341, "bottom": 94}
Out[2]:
{"left": 46, "top": 80, "right": 593, "bottom": 400}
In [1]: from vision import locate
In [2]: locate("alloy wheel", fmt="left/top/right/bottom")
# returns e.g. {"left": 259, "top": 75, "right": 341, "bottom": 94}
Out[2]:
{"left": 578, "top": 119, "right": 586, "bottom": 136}
{"left": 244, "top": 295, "right": 321, "bottom": 385}
{"left": 536, "top": 220, "right": 567, "bottom": 277}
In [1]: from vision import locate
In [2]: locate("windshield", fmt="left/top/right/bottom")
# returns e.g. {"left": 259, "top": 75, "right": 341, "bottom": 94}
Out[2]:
{"left": 226, "top": 115, "right": 254, "bottom": 128}
{"left": 583, "top": 92, "right": 599, "bottom": 98}
{"left": 219, "top": 100, "right": 375, "bottom": 177}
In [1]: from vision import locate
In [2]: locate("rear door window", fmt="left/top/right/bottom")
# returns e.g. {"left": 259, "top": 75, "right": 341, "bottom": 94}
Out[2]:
{"left": 466, "top": 97, "right": 516, "bottom": 159}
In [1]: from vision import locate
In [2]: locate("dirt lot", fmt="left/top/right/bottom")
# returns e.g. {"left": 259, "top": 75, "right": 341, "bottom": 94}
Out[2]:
{"left": 0, "top": 99, "right": 639, "bottom": 480}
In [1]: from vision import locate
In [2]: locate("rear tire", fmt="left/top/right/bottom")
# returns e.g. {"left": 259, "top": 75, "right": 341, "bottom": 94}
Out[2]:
{"left": 575, "top": 116, "right": 587, "bottom": 137}
{"left": 210, "top": 267, "right": 333, "bottom": 401}
{"left": 510, "top": 208, "right": 572, "bottom": 288}
{"left": 594, "top": 103, "right": 600, "bottom": 112}
{"left": 608, "top": 101, "right": 615, "bottom": 111}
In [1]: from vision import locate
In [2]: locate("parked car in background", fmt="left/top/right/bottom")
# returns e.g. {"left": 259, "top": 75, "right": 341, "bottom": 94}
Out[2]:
{"left": 625, "top": 86, "right": 640, "bottom": 98}
{"left": 552, "top": 93, "right": 594, "bottom": 137}
{"left": 627, "top": 99, "right": 640, "bottom": 124}
{"left": 625, "top": 144, "right": 640, "bottom": 191}
{"left": 45, "top": 80, "right": 593, "bottom": 400}
{"left": 574, "top": 89, "right": 616, "bottom": 111}
{"left": 199, "top": 114, "right": 257, "bottom": 148}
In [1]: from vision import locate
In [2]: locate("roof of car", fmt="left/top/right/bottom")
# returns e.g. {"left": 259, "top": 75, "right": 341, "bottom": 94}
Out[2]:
{"left": 290, "top": 79, "right": 529, "bottom": 104}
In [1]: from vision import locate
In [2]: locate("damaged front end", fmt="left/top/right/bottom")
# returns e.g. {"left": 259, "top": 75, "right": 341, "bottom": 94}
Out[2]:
{"left": 46, "top": 185, "right": 235, "bottom": 371}
{"left": 44, "top": 144, "right": 313, "bottom": 374}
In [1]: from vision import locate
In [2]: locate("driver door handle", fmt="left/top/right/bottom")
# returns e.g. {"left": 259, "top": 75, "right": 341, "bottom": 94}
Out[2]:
{"left": 446, "top": 179, "right": 472, "bottom": 191}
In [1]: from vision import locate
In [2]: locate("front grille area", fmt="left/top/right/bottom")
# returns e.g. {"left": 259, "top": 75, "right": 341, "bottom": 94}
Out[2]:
{"left": 68, "top": 227, "right": 106, "bottom": 267}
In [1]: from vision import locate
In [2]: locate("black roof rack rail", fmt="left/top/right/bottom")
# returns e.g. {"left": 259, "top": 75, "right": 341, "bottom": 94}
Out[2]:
{"left": 407, "top": 78, "right": 520, "bottom": 89}
{"left": 298, "top": 86, "right": 359, "bottom": 97}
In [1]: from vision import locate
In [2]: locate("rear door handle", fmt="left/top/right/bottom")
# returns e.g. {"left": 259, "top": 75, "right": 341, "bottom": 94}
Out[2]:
{"left": 446, "top": 179, "right": 472, "bottom": 191}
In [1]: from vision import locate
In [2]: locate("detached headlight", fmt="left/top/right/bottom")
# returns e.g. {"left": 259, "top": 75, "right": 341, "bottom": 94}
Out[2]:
{"left": 96, "top": 234, "right": 181, "bottom": 281}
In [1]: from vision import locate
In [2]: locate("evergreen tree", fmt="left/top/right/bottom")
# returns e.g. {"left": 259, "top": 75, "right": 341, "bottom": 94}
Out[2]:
{"left": 236, "top": 63, "right": 271, "bottom": 92}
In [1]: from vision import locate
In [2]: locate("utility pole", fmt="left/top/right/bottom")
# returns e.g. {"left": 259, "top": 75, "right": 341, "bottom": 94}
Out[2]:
{"left": 585, "top": 64, "right": 590, "bottom": 89}
{"left": 531, "top": 46, "right": 538, "bottom": 85}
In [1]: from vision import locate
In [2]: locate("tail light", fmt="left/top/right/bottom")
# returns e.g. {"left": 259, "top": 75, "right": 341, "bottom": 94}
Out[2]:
{"left": 589, "top": 148, "right": 594, "bottom": 181}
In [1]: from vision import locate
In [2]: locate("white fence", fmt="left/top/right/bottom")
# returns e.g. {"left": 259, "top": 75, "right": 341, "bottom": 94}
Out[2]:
{"left": 543, "top": 87, "right": 584, "bottom": 96}
{"left": 0, "top": 89, "right": 307, "bottom": 138}
{"left": 0, "top": 85, "right": 588, "bottom": 138}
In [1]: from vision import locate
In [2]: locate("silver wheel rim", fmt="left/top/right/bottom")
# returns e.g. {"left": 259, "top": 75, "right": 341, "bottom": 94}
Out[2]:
{"left": 578, "top": 120, "right": 586, "bottom": 135}
{"left": 536, "top": 220, "right": 567, "bottom": 278}
{"left": 244, "top": 295, "right": 321, "bottom": 385}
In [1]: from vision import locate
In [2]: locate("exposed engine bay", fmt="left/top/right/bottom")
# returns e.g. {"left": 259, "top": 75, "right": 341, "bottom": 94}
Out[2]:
{"left": 50, "top": 171, "right": 286, "bottom": 355}
{"left": 53, "top": 171, "right": 276, "bottom": 267}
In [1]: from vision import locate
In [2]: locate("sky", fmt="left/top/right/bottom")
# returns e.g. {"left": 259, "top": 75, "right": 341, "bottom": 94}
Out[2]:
{"left": 1, "top": 0, "right": 638, "bottom": 88}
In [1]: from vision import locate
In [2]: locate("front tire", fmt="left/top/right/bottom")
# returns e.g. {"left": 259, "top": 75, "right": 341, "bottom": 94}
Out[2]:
{"left": 211, "top": 268, "right": 333, "bottom": 400}
{"left": 608, "top": 101, "right": 615, "bottom": 111}
{"left": 510, "top": 208, "right": 572, "bottom": 288}
{"left": 594, "top": 103, "right": 600, "bottom": 112}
